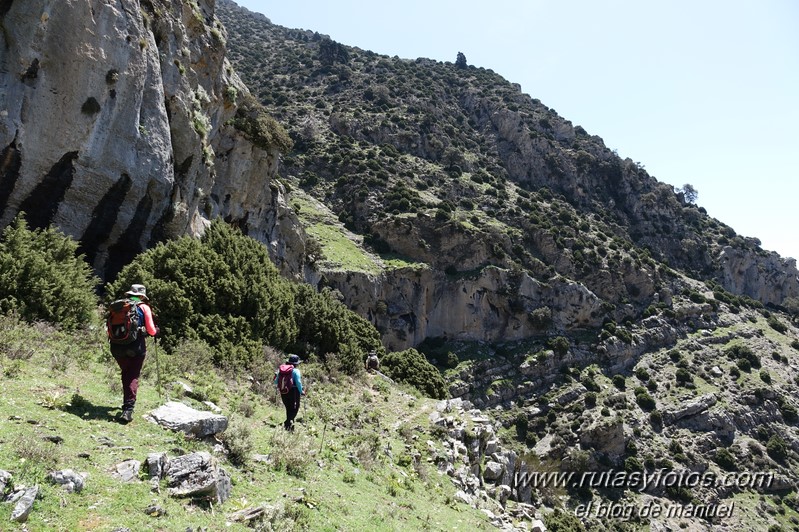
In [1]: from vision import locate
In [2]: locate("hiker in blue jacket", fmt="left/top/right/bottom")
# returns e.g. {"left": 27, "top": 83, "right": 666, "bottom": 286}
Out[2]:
{"left": 274, "top": 354, "right": 305, "bottom": 431}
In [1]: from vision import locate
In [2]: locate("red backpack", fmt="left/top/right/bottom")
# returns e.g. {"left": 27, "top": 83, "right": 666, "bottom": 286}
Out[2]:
{"left": 277, "top": 364, "right": 295, "bottom": 394}
{"left": 106, "top": 299, "right": 142, "bottom": 345}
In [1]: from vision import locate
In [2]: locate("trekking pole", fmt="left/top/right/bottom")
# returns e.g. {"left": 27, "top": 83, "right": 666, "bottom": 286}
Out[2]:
{"left": 302, "top": 376, "right": 309, "bottom": 420}
{"left": 319, "top": 419, "right": 327, "bottom": 456}
{"left": 153, "top": 336, "right": 163, "bottom": 400}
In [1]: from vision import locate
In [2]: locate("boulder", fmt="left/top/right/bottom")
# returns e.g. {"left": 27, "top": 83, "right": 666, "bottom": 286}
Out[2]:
{"left": 495, "top": 484, "right": 512, "bottom": 506}
{"left": 165, "top": 451, "right": 231, "bottom": 504}
{"left": 114, "top": 460, "right": 141, "bottom": 483}
{"left": 483, "top": 461, "right": 504, "bottom": 482}
{"left": 580, "top": 416, "right": 625, "bottom": 457}
{"left": 10, "top": 485, "right": 38, "bottom": 523}
{"left": 229, "top": 504, "right": 281, "bottom": 524}
{"left": 145, "top": 452, "right": 169, "bottom": 480}
{"left": 147, "top": 401, "right": 228, "bottom": 438}
{"left": 47, "top": 469, "right": 86, "bottom": 493}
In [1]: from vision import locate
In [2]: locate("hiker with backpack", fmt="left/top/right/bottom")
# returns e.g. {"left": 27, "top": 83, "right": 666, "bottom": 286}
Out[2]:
{"left": 274, "top": 354, "right": 306, "bottom": 431}
{"left": 365, "top": 350, "right": 380, "bottom": 372}
{"left": 107, "top": 284, "right": 159, "bottom": 423}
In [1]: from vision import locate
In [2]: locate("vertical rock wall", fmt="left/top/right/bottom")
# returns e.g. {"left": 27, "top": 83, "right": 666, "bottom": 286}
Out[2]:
{"left": 0, "top": 0, "right": 304, "bottom": 280}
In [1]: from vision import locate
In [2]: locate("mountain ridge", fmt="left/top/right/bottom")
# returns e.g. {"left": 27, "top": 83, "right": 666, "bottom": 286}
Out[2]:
{"left": 217, "top": 0, "right": 798, "bottom": 351}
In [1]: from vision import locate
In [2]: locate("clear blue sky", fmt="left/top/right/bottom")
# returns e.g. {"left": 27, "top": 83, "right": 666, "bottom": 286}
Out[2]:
{"left": 232, "top": 0, "right": 799, "bottom": 261}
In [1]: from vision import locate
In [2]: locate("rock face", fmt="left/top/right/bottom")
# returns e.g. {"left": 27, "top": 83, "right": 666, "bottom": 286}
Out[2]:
{"left": 716, "top": 247, "right": 799, "bottom": 306}
{"left": 327, "top": 265, "right": 604, "bottom": 351}
{"left": 0, "top": 0, "right": 305, "bottom": 279}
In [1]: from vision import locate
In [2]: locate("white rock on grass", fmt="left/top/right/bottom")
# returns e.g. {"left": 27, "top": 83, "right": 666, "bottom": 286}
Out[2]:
{"left": 147, "top": 401, "right": 228, "bottom": 438}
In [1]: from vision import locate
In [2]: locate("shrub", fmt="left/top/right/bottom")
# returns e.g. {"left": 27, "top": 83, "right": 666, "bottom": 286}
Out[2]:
{"left": 760, "top": 370, "right": 772, "bottom": 384}
{"left": 0, "top": 214, "right": 99, "bottom": 328}
{"left": 545, "top": 508, "right": 585, "bottom": 532}
{"left": 634, "top": 387, "right": 656, "bottom": 411}
{"left": 581, "top": 376, "right": 600, "bottom": 393}
{"left": 725, "top": 344, "right": 761, "bottom": 369}
{"left": 222, "top": 416, "right": 254, "bottom": 466}
{"left": 292, "top": 284, "right": 382, "bottom": 369}
{"left": 108, "top": 220, "right": 381, "bottom": 370}
{"left": 714, "top": 448, "right": 737, "bottom": 471}
{"left": 688, "top": 291, "right": 706, "bottom": 304}
{"left": 615, "top": 327, "right": 633, "bottom": 344}
{"left": 675, "top": 368, "right": 693, "bottom": 385}
{"left": 270, "top": 429, "right": 312, "bottom": 477}
{"left": 612, "top": 374, "right": 626, "bottom": 390}
{"left": 529, "top": 306, "right": 552, "bottom": 329}
{"left": 548, "top": 336, "right": 569, "bottom": 356}
{"left": 515, "top": 413, "right": 529, "bottom": 440}
{"left": 779, "top": 402, "right": 798, "bottom": 423}
{"left": 381, "top": 348, "right": 448, "bottom": 399}
{"left": 231, "top": 92, "right": 293, "bottom": 152}
{"left": 649, "top": 410, "right": 663, "bottom": 426}
{"left": 584, "top": 392, "right": 597, "bottom": 408}
{"left": 766, "top": 435, "right": 788, "bottom": 461}
{"left": 624, "top": 456, "right": 643, "bottom": 473}
{"left": 767, "top": 316, "right": 788, "bottom": 334}
{"left": 11, "top": 431, "right": 63, "bottom": 483}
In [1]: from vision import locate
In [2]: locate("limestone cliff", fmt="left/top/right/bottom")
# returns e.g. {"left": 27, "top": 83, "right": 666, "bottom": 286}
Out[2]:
{"left": 218, "top": 0, "right": 799, "bottom": 352}
{"left": 0, "top": 0, "right": 304, "bottom": 279}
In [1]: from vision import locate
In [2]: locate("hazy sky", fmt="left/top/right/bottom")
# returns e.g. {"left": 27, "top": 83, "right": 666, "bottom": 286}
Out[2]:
{"left": 232, "top": 0, "right": 799, "bottom": 261}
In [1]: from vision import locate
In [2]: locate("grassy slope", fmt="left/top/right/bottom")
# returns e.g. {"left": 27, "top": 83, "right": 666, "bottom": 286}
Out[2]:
{"left": 0, "top": 318, "right": 491, "bottom": 531}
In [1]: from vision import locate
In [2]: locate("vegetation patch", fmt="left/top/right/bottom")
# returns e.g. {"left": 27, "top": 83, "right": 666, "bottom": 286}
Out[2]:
{"left": 304, "top": 223, "right": 380, "bottom": 273}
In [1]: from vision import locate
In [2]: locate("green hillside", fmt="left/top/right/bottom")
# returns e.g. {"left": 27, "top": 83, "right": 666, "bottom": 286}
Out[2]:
{"left": 0, "top": 315, "right": 493, "bottom": 531}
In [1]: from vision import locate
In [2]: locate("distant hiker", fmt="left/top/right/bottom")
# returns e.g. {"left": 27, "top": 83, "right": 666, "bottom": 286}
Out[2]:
{"left": 274, "top": 354, "right": 305, "bottom": 431}
{"left": 365, "top": 351, "right": 380, "bottom": 372}
{"left": 107, "top": 284, "right": 159, "bottom": 423}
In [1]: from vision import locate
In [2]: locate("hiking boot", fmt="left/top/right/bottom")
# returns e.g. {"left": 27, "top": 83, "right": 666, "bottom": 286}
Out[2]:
{"left": 120, "top": 409, "right": 133, "bottom": 423}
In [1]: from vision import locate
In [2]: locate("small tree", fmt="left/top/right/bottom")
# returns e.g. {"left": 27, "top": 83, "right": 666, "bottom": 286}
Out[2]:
{"left": 455, "top": 52, "right": 467, "bottom": 69}
{"left": 679, "top": 183, "right": 698, "bottom": 204}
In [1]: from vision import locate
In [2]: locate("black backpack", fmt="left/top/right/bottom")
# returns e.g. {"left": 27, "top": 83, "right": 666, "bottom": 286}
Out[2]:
{"left": 106, "top": 299, "right": 143, "bottom": 345}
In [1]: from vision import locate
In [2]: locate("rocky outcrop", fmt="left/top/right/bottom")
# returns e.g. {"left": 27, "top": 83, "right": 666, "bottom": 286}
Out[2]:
{"left": 716, "top": 246, "right": 799, "bottom": 306}
{"left": 327, "top": 265, "right": 604, "bottom": 351}
{"left": 164, "top": 451, "right": 231, "bottom": 504}
{"left": 663, "top": 393, "right": 718, "bottom": 425}
{"left": 0, "top": 0, "right": 304, "bottom": 279}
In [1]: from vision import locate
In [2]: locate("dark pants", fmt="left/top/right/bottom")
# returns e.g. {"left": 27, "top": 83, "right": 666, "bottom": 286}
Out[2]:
{"left": 112, "top": 343, "right": 146, "bottom": 410}
{"left": 280, "top": 388, "right": 301, "bottom": 430}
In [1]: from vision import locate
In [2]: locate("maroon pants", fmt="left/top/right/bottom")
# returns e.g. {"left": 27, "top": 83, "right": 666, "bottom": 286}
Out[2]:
{"left": 113, "top": 353, "right": 146, "bottom": 409}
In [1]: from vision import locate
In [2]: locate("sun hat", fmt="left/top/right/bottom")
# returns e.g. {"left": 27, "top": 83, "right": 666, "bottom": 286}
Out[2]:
{"left": 287, "top": 354, "right": 301, "bottom": 365}
{"left": 125, "top": 284, "right": 149, "bottom": 301}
